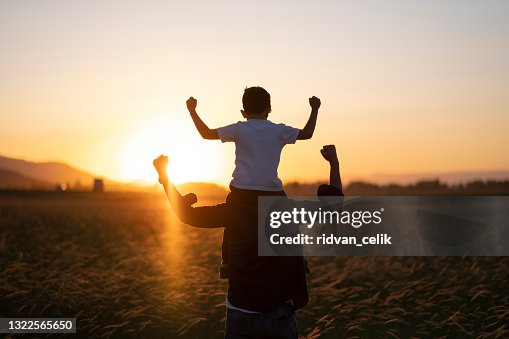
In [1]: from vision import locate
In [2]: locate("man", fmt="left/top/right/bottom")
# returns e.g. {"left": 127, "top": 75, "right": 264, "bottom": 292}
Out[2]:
{"left": 153, "top": 145, "right": 343, "bottom": 339}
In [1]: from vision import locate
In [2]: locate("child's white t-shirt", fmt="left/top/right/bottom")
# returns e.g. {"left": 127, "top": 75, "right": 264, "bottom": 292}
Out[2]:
{"left": 218, "top": 119, "right": 300, "bottom": 191}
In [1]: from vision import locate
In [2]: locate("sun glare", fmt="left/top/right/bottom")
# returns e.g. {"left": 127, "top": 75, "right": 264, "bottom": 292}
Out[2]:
{"left": 117, "top": 115, "right": 227, "bottom": 184}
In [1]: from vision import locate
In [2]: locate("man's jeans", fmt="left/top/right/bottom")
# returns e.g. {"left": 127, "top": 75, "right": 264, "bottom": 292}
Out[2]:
{"left": 225, "top": 303, "right": 297, "bottom": 339}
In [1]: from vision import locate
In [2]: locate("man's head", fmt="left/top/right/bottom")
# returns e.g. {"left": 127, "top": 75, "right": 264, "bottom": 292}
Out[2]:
{"left": 241, "top": 87, "right": 271, "bottom": 118}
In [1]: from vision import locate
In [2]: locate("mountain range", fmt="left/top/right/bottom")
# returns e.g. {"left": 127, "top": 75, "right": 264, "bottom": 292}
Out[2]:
{"left": 0, "top": 154, "right": 508, "bottom": 192}
{"left": 355, "top": 170, "right": 509, "bottom": 185}
{"left": 0, "top": 155, "right": 228, "bottom": 196}
{"left": 0, "top": 168, "right": 51, "bottom": 190}
{"left": 0, "top": 155, "right": 101, "bottom": 189}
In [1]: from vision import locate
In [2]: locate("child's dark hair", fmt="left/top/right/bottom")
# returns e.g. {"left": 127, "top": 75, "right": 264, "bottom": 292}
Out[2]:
{"left": 242, "top": 87, "right": 271, "bottom": 115}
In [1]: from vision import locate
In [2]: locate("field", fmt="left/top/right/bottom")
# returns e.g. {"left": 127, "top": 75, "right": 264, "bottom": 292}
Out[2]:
{"left": 1, "top": 192, "right": 508, "bottom": 338}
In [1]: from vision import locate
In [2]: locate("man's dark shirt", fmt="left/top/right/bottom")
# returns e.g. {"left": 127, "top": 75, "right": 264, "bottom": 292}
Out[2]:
{"left": 177, "top": 185, "right": 343, "bottom": 313}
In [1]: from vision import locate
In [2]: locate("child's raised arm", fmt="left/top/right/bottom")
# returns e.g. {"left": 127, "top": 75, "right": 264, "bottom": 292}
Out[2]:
{"left": 186, "top": 97, "right": 219, "bottom": 140}
{"left": 297, "top": 96, "right": 321, "bottom": 140}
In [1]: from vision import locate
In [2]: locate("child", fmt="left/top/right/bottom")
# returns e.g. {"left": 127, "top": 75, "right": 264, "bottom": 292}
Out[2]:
{"left": 186, "top": 86, "right": 320, "bottom": 278}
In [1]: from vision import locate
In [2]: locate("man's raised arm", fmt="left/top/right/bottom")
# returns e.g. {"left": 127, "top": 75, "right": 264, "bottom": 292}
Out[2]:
{"left": 186, "top": 97, "right": 220, "bottom": 140}
{"left": 153, "top": 155, "right": 195, "bottom": 221}
{"left": 153, "top": 155, "right": 225, "bottom": 228}
{"left": 320, "top": 144, "right": 343, "bottom": 194}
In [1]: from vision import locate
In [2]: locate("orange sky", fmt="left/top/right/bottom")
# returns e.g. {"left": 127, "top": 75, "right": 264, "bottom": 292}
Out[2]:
{"left": 1, "top": 1, "right": 508, "bottom": 185}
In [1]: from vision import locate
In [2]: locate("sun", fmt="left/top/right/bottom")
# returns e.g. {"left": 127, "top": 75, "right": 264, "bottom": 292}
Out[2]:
{"left": 117, "top": 114, "right": 228, "bottom": 184}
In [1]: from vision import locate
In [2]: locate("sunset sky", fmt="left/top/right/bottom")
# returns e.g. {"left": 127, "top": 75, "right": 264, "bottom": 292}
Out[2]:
{"left": 1, "top": 1, "right": 508, "bottom": 185}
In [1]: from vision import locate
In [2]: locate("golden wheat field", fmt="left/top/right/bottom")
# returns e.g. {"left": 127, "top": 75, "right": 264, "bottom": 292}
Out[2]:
{"left": 1, "top": 192, "right": 508, "bottom": 338}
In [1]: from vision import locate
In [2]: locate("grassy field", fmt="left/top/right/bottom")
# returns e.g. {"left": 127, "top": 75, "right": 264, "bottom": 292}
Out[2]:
{"left": 1, "top": 192, "right": 508, "bottom": 338}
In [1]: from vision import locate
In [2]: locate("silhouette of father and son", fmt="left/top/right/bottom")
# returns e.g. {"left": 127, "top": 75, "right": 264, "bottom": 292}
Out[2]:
{"left": 153, "top": 87, "right": 343, "bottom": 338}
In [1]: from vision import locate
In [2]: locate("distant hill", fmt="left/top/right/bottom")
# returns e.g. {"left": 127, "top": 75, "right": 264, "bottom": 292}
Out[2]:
{"left": 0, "top": 168, "right": 52, "bottom": 190}
{"left": 2, "top": 153, "right": 508, "bottom": 194}
{"left": 0, "top": 154, "right": 231, "bottom": 194}
{"left": 177, "top": 182, "right": 228, "bottom": 200}
{"left": 284, "top": 179, "right": 509, "bottom": 196}
{"left": 345, "top": 179, "right": 509, "bottom": 195}
{"left": 357, "top": 171, "right": 509, "bottom": 185}
{"left": 0, "top": 155, "right": 112, "bottom": 189}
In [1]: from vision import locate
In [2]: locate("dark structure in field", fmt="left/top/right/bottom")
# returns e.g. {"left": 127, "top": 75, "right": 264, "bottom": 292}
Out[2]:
{"left": 93, "top": 179, "right": 104, "bottom": 192}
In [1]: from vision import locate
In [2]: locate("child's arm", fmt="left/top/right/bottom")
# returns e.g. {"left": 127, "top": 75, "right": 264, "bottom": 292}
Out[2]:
{"left": 297, "top": 96, "right": 321, "bottom": 140}
{"left": 186, "top": 97, "right": 219, "bottom": 140}
{"left": 320, "top": 144, "right": 342, "bottom": 191}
